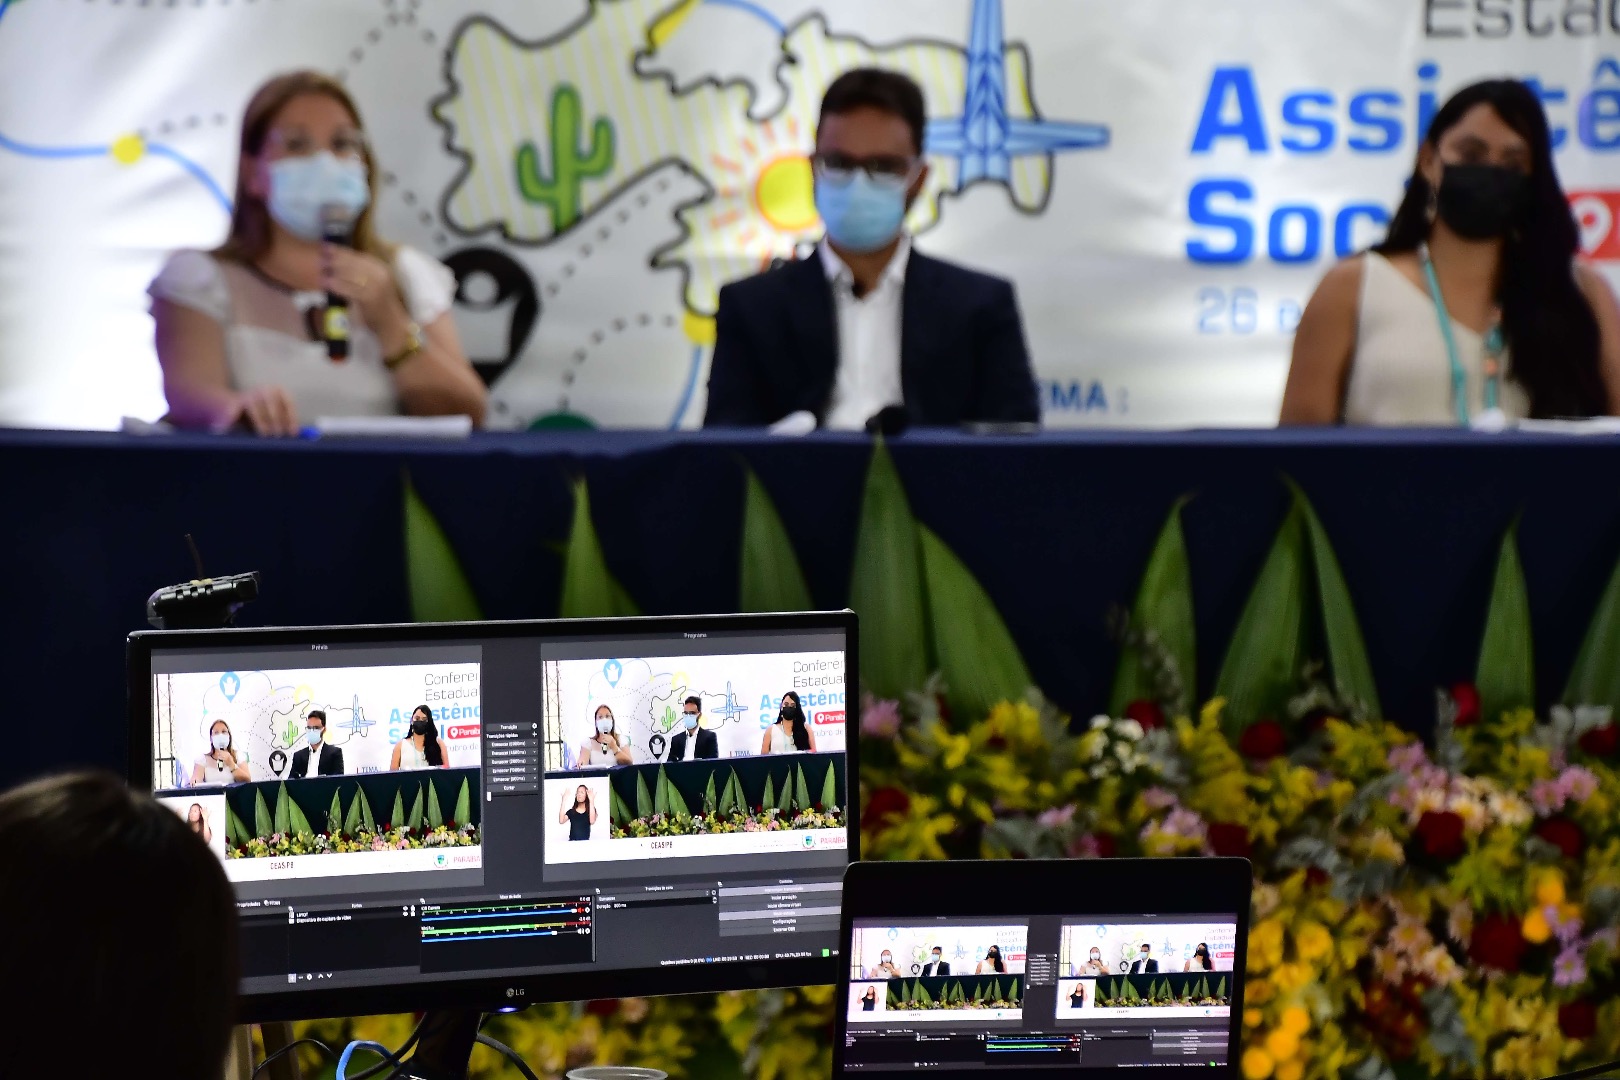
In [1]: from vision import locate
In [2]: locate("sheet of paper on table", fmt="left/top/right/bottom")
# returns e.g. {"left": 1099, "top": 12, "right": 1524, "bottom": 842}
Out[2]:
{"left": 309, "top": 415, "right": 474, "bottom": 438}
{"left": 1516, "top": 418, "right": 1620, "bottom": 436}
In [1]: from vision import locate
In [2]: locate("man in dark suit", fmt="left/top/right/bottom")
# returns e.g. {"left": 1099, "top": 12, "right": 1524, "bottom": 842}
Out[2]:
{"left": 922, "top": 947, "right": 950, "bottom": 977}
{"left": 704, "top": 68, "right": 1039, "bottom": 431}
{"left": 667, "top": 695, "right": 718, "bottom": 761}
{"left": 1129, "top": 944, "right": 1159, "bottom": 975}
{"left": 289, "top": 710, "right": 345, "bottom": 778}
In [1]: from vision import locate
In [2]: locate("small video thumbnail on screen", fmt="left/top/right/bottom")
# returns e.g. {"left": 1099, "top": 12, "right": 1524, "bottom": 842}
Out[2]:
{"left": 1056, "top": 921, "right": 1236, "bottom": 1020}
{"left": 151, "top": 660, "right": 484, "bottom": 883}
{"left": 540, "top": 650, "right": 849, "bottom": 865}
{"left": 847, "top": 924, "right": 1028, "bottom": 1023}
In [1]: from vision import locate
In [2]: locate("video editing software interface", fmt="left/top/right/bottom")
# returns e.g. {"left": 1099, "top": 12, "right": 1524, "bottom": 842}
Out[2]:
{"left": 145, "top": 625, "right": 851, "bottom": 998}
{"left": 841, "top": 915, "right": 1238, "bottom": 1073}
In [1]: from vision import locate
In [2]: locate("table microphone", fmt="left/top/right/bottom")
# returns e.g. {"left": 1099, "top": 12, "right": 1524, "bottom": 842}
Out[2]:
{"left": 320, "top": 202, "right": 354, "bottom": 361}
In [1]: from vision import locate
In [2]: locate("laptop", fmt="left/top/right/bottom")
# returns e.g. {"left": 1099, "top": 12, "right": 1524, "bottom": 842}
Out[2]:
{"left": 832, "top": 858, "right": 1251, "bottom": 1075}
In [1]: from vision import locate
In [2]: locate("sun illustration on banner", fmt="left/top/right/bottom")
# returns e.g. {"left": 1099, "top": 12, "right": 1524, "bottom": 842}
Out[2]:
{"left": 703, "top": 117, "right": 819, "bottom": 270}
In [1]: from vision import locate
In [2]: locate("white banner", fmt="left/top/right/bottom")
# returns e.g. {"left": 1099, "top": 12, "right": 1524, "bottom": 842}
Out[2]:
{"left": 1, "top": 0, "right": 1616, "bottom": 429}
{"left": 155, "top": 662, "right": 483, "bottom": 783}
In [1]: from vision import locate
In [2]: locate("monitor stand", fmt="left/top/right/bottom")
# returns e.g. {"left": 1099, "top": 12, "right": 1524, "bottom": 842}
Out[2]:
{"left": 401, "top": 1010, "right": 485, "bottom": 1080}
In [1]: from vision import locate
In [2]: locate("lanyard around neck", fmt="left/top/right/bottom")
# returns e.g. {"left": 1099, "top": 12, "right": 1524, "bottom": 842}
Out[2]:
{"left": 1417, "top": 244, "right": 1504, "bottom": 427}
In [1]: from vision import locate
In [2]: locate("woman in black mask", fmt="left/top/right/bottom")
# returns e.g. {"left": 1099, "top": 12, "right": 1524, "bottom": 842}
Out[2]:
{"left": 390, "top": 704, "right": 448, "bottom": 770}
{"left": 1184, "top": 942, "right": 1214, "bottom": 972}
{"left": 762, "top": 690, "right": 817, "bottom": 754}
{"left": 1282, "top": 79, "right": 1620, "bottom": 425}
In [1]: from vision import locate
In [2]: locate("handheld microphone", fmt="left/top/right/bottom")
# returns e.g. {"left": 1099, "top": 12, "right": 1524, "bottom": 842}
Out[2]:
{"left": 320, "top": 203, "right": 355, "bottom": 362}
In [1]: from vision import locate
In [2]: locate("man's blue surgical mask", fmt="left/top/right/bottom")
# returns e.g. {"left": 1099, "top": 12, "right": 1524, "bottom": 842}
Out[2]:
{"left": 815, "top": 171, "right": 909, "bottom": 254}
{"left": 683, "top": 713, "right": 699, "bottom": 730}
{"left": 266, "top": 151, "right": 370, "bottom": 241}
{"left": 307, "top": 728, "right": 323, "bottom": 746}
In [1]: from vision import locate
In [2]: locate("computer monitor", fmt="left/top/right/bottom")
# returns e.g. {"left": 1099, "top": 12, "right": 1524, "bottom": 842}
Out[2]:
{"left": 128, "top": 612, "right": 858, "bottom": 1021}
{"left": 832, "top": 858, "right": 1250, "bottom": 1076}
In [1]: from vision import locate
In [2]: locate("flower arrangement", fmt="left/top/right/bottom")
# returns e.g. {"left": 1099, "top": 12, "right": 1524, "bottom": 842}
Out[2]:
{"left": 230, "top": 822, "right": 479, "bottom": 858}
{"left": 612, "top": 805, "right": 844, "bottom": 839}
{"left": 226, "top": 778, "right": 477, "bottom": 857}
{"left": 885, "top": 978, "right": 1022, "bottom": 1010}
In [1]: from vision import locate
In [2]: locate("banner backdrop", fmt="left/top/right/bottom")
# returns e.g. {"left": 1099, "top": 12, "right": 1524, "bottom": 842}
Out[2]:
{"left": 1, "top": 0, "right": 1617, "bottom": 430}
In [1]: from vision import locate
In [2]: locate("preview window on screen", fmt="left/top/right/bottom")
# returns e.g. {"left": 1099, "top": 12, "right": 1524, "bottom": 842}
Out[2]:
{"left": 143, "top": 622, "right": 853, "bottom": 1004}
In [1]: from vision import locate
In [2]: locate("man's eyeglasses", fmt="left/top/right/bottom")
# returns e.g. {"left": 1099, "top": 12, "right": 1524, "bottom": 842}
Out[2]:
{"left": 267, "top": 129, "right": 368, "bottom": 161}
{"left": 811, "top": 151, "right": 921, "bottom": 189}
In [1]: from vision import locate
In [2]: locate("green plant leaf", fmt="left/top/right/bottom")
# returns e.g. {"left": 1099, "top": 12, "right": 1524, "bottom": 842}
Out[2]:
{"left": 404, "top": 475, "right": 484, "bottom": 622}
{"left": 1477, "top": 520, "right": 1534, "bottom": 722}
{"left": 726, "top": 769, "right": 745, "bottom": 815}
{"left": 1290, "top": 480, "right": 1380, "bottom": 719}
{"left": 1214, "top": 500, "right": 1309, "bottom": 734}
{"left": 391, "top": 790, "right": 405, "bottom": 832}
{"left": 635, "top": 770, "right": 655, "bottom": 819}
{"left": 1110, "top": 498, "right": 1196, "bottom": 717}
{"left": 665, "top": 778, "right": 690, "bottom": 818}
{"left": 287, "top": 797, "right": 313, "bottom": 838}
{"left": 254, "top": 789, "right": 273, "bottom": 839}
{"left": 849, "top": 438, "right": 929, "bottom": 698}
{"left": 273, "top": 783, "right": 291, "bottom": 835}
{"left": 226, "top": 802, "right": 248, "bottom": 846}
{"left": 740, "top": 469, "right": 813, "bottom": 613}
{"left": 703, "top": 772, "right": 717, "bottom": 816}
{"left": 776, "top": 767, "right": 794, "bottom": 815}
{"left": 327, "top": 791, "right": 343, "bottom": 835}
{"left": 453, "top": 779, "right": 471, "bottom": 827}
{"left": 793, "top": 762, "right": 811, "bottom": 812}
{"left": 610, "top": 785, "right": 631, "bottom": 829}
{"left": 761, "top": 774, "right": 776, "bottom": 813}
{"left": 408, "top": 784, "right": 424, "bottom": 832}
{"left": 421, "top": 783, "right": 438, "bottom": 830}
{"left": 560, "top": 479, "right": 640, "bottom": 618}
{"left": 342, "top": 790, "right": 362, "bottom": 836}
{"left": 1564, "top": 547, "right": 1620, "bottom": 707}
{"left": 654, "top": 766, "right": 670, "bottom": 817}
{"left": 819, "top": 759, "right": 838, "bottom": 810}
{"left": 918, "top": 523, "right": 1032, "bottom": 718}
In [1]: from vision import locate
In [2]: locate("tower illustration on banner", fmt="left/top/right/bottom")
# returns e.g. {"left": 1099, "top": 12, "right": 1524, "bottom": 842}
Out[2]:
{"left": 926, "top": 0, "right": 1110, "bottom": 185}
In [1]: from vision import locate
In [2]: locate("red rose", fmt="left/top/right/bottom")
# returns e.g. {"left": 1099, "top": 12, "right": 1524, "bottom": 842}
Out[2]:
{"left": 1304, "top": 866, "right": 1330, "bottom": 889}
{"left": 1238, "top": 720, "right": 1288, "bottom": 761}
{"left": 1534, "top": 816, "right": 1586, "bottom": 860}
{"left": 1558, "top": 999, "right": 1598, "bottom": 1040}
{"left": 865, "top": 787, "right": 911, "bottom": 824}
{"left": 1124, "top": 699, "right": 1166, "bottom": 731}
{"left": 1414, "top": 810, "right": 1467, "bottom": 862}
{"left": 1469, "top": 912, "right": 1527, "bottom": 972}
{"left": 1579, "top": 723, "right": 1620, "bottom": 758}
{"left": 1302, "top": 708, "right": 1332, "bottom": 736}
{"left": 1207, "top": 822, "right": 1252, "bottom": 858}
{"left": 1449, "top": 682, "right": 1481, "bottom": 727}
{"left": 584, "top": 999, "right": 620, "bottom": 1018}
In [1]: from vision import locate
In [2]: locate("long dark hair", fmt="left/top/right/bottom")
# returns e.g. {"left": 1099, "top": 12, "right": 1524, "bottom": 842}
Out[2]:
{"left": 412, "top": 705, "right": 444, "bottom": 767}
{"left": 984, "top": 945, "right": 1005, "bottom": 973}
{"left": 208, "top": 720, "right": 235, "bottom": 757}
{"left": 1375, "top": 79, "right": 1603, "bottom": 418}
{"left": 1193, "top": 943, "right": 1213, "bottom": 970}
{"left": 781, "top": 691, "right": 811, "bottom": 751}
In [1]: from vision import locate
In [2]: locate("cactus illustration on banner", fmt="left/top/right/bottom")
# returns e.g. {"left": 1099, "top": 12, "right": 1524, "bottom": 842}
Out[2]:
{"left": 515, "top": 84, "right": 616, "bottom": 232}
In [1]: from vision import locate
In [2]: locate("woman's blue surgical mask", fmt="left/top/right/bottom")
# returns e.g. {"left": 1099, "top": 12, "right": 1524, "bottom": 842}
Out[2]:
{"left": 266, "top": 151, "right": 370, "bottom": 241}
{"left": 211, "top": 732, "right": 231, "bottom": 751}
{"left": 815, "top": 172, "right": 909, "bottom": 253}
{"left": 595, "top": 716, "right": 614, "bottom": 735}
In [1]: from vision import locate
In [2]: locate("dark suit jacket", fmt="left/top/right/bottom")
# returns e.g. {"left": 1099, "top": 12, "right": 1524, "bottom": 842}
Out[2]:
{"left": 922, "top": 961, "right": 951, "bottom": 977}
{"left": 289, "top": 744, "right": 344, "bottom": 778}
{"left": 668, "top": 728, "right": 718, "bottom": 761}
{"left": 1130, "top": 958, "right": 1159, "bottom": 974}
{"left": 703, "top": 249, "right": 1040, "bottom": 428}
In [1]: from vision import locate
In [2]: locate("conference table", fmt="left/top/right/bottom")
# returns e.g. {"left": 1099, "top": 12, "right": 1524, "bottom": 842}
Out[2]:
{"left": 9, "top": 426, "right": 1620, "bottom": 788}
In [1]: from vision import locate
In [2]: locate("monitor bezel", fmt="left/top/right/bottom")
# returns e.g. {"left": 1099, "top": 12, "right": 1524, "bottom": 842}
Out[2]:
{"left": 831, "top": 857, "right": 1252, "bottom": 1076}
{"left": 128, "top": 610, "right": 860, "bottom": 1023}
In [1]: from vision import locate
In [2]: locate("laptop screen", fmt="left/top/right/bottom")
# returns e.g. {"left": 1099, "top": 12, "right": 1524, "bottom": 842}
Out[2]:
{"left": 840, "top": 911, "right": 1240, "bottom": 1073}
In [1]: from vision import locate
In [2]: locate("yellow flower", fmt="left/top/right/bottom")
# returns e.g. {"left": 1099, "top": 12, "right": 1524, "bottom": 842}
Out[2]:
{"left": 1276, "top": 1060, "right": 1305, "bottom": 1080}
{"left": 1534, "top": 870, "right": 1566, "bottom": 907}
{"left": 1241, "top": 1047, "right": 1276, "bottom": 1080}
{"left": 1521, "top": 908, "right": 1552, "bottom": 945}
{"left": 1272, "top": 963, "right": 1312, "bottom": 994}
{"left": 1250, "top": 919, "right": 1286, "bottom": 970}
{"left": 1244, "top": 1008, "right": 1264, "bottom": 1029}
{"left": 1280, "top": 1005, "right": 1311, "bottom": 1036}
{"left": 1295, "top": 921, "right": 1332, "bottom": 962}
{"left": 1264, "top": 1029, "right": 1300, "bottom": 1061}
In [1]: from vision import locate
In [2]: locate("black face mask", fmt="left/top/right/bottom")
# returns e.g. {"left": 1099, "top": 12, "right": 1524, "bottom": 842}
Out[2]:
{"left": 411, "top": 720, "right": 430, "bottom": 736}
{"left": 1434, "top": 163, "right": 1530, "bottom": 240}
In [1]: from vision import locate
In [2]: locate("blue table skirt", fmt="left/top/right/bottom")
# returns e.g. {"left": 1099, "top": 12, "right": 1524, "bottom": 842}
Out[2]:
{"left": 9, "top": 427, "right": 1620, "bottom": 787}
